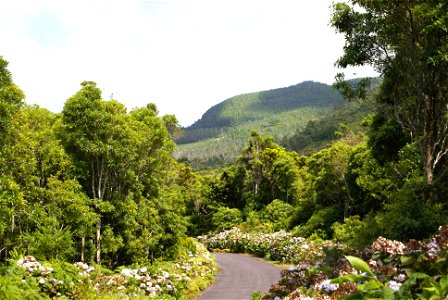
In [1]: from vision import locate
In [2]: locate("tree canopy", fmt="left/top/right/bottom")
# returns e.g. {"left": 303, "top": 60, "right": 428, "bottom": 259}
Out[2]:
{"left": 331, "top": 0, "right": 448, "bottom": 185}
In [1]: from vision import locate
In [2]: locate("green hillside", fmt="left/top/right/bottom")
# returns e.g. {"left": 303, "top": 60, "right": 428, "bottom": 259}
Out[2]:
{"left": 175, "top": 81, "right": 345, "bottom": 168}
{"left": 281, "top": 100, "right": 375, "bottom": 154}
{"left": 177, "top": 81, "right": 343, "bottom": 144}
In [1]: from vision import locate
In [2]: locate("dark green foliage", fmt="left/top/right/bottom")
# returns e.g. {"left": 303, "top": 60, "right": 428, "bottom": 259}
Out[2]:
{"left": 332, "top": 0, "right": 448, "bottom": 185}
{"left": 296, "top": 205, "right": 343, "bottom": 239}
{"left": 368, "top": 113, "right": 409, "bottom": 165}
{"left": 208, "top": 167, "right": 245, "bottom": 209}
{"left": 289, "top": 198, "right": 315, "bottom": 228}
{"left": 375, "top": 178, "right": 447, "bottom": 241}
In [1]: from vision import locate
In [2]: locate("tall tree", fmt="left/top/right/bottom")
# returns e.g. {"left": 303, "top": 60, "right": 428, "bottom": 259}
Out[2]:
{"left": 239, "top": 131, "right": 274, "bottom": 196}
{"left": 0, "top": 56, "right": 24, "bottom": 140}
{"left": 331, "top": 0, "right": 448, "bottom": 185}
{"left": 61, "top": 82, "right": 134, "bottom": 263}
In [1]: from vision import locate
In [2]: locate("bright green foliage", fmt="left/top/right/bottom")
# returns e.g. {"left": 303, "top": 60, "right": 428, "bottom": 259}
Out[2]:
{"left": 260, "top": 200, "right": 294, "bottom": 231}
{"left": 307, "top": 141, "right": 354, "bottom": 216}
{"left": 44, "top": 178, "right": 97, "bottom": 259}
{"left": 331, "top": 215, "right": 369, "bottom": 249}
{"left": 60, "top": 83, "right": 190, "bottom": 265}
{"left": 331, "top": 256, "right": 394, "bottom": 300}
{"left": 0, "top": 72, "right": 195, "bottom": 267}
{"left": 0, "top": 105, "right": 86, "bottom": 262}
{"left": 239, "top": 131, "right": 303, "bottom": 209}
{"left": 0, "top": 266, "right": 40, "bottom": 299}
{"left": 25, "top": 218, "right": 75, "bottom": 261}
{"left": 0, "top": 176, "right": 25, "bottom": 262}
{"left": 212, "top": 207, "right": 243, "bottom": 232}
{"left": 162, "top": 113, "right": 183, "bottom": 140}
{"left": 0, "top": 56, "right": 24, "bottom": 139}
{"left": 177, "top": 164, "right": 213, "bottom": 237}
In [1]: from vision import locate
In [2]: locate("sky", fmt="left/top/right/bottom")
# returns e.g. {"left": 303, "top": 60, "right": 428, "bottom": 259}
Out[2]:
{"left": 1, "top": 0, "right": 377, "bottom": 126}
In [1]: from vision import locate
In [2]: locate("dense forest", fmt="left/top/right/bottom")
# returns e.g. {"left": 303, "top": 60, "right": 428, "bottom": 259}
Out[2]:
{"left": 1, "top": 0, "right": 448, "bottom": 299}
{"left": 0, "top": 70, "right": 193, "bottom": 266}
{"left": 0, "top": 60, "right": 217, "bottom": 298}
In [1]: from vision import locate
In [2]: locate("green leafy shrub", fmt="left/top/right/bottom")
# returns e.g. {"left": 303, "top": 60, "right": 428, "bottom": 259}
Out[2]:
{"left": 296, "top": 205, "right": 342, "bottom": 238}
{"left": 24, "top": 217, "right": 75, "bottom": 261}
{"left": 331, "top": 215, "right": 369, "bottom": 249}
{"left": 211, "top": 206, "right": 243, "bottom": 232}
{"left": 239, "top": 211, "right": 275, "bottom": 233}
{"left": 0, "top": 265, "right": 40, "bottom": 300}
{"left": 260, "top": 199, "right": 294, "bottom": 231}
{"left": 376, "top": 178, "right": 446, "bottom": 241}
{"left": 0, "top": 239, "right": 216, "bottom": 300}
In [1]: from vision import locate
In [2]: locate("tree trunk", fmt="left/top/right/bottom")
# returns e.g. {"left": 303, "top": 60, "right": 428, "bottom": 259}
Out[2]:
{"left": 424, "top": 151, "right": 434, "bottom": 185}
{"left": 96, "top": 219, "right": 101, "bottom": 264}
{"left": 81, "top": 236, "right": 85, "bottom": 262}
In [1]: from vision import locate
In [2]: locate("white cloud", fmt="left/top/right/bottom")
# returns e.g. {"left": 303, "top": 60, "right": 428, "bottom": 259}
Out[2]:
{"left": 1, "top": 0, "right": 377, "bottom": 126}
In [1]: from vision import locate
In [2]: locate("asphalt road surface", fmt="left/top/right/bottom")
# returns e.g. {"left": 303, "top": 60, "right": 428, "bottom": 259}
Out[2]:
{"left": 196, "top": 253, "right": 283, "bottom": 300}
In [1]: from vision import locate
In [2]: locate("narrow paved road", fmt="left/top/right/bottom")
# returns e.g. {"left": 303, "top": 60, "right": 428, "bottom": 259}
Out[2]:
{"left": 196, "top": 253, "right": 283, "bottom": 300}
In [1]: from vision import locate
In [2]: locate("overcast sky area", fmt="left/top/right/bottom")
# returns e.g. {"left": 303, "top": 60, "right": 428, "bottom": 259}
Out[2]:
{"left": 1, "top": 0, "right": 378, "bottom": 126}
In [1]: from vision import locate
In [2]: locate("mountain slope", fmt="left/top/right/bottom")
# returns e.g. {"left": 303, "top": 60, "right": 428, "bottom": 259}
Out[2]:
{"left": 174, "top": 81, "right": 349, "bottom": 169}
{"left": 177, "top": 81, "right": 343, "bottom": 144}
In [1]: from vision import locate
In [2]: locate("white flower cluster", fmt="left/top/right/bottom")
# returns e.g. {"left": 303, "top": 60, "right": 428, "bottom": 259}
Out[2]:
{"left": 74, "top": 262, "right": 95, "bottom": 276}
{"left": 13, "top": 241, "right": 216, "bottom": 299}
{"left": 16, "top": 256, "right": 76, "bottom": 298}
{"left": 94, "top": 241, "right": 216, "bottom": 298}
{"left": 198, "top": 227, "right": 342, "bottom": 265}
{"left": 118, "top": 267, "right": 169, "bottom": 296}
{"left": 315, "top": 279, "right": 339, "bottom": 294}
{"left": 17, "top": 256, "right": 53, "bottom": 276}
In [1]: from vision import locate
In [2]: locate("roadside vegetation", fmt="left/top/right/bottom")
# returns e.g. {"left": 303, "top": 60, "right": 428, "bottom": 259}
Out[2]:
{"left": 198, "top": 227, "right": 448, "bottom": 299}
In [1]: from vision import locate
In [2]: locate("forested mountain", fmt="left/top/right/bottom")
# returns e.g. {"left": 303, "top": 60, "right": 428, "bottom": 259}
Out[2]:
{"left": 175, "top": 81, "right": 347, "bottom": 169}
{"left": 177, "top": 81, "right": 343, "bottom": 144}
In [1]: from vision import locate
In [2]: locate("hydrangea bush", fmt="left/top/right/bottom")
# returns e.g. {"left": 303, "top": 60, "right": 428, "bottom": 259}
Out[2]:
{"left": 2, "top": 240, "right": 217, "bottom": 299}
{"left": 197, "top": 228, "right": 347, "bottom": 264}
{"left": 198, "top": 226, "right": 448, "bottom": 300}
